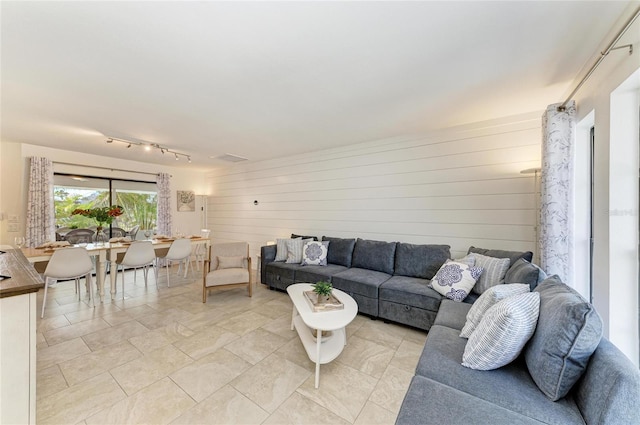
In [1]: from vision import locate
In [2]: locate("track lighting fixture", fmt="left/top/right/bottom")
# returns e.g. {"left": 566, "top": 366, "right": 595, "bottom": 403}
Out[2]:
{"left": 104, "top": 136, "right": 192, "bottom": 163}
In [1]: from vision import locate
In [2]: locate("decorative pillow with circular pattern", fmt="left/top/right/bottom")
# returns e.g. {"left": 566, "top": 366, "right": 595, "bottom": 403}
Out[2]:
{"left": 429, "top": 260, "right": 483, "bottom": 302}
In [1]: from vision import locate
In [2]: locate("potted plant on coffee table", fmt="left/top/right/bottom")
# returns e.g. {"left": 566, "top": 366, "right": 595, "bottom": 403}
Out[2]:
{"left": 312, "top": 281, "right": 333, "bottom": 303}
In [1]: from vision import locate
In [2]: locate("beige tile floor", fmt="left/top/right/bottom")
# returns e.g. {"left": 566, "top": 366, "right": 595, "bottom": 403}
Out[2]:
{"left": 36, "top": 267, "right": 427, "bottom": 424}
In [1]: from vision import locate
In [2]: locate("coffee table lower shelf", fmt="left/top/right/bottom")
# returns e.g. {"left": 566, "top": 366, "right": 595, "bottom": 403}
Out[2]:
{"left": 292, "top": 315, "right": 346, "bottom": 364}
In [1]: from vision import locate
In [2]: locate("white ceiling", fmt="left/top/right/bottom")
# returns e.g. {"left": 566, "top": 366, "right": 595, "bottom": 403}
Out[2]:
{"left": 0, "top": 1, "right": 632, "bottom": 169}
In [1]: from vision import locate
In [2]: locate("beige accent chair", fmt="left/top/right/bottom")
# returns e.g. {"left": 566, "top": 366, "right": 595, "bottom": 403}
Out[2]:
{"left": 203, "top": 242, "right": 252, "bottom": 302}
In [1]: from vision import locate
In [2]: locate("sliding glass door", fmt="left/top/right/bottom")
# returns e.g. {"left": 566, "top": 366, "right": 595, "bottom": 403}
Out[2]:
{"left": 53, "top": 174, "right": 157, "bottom": 240}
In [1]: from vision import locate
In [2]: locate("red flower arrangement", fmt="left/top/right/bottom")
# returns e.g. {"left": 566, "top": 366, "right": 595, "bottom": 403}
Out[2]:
{"left": 71, "top": 205, "right": 124, "bottom": 228}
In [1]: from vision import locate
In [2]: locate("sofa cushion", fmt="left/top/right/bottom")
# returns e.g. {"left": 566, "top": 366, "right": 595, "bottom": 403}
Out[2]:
{"left": 322, "top": 236, "right": 356, "bottom": 267}
{"left": 351, "top": 238, "right": 397, "bottom": 275}
{"left": 331, "top": 267, "right": 391, "bottom": 299}
{"left": 379, "top": 275, "right": 442, "bottom": 312}
{"left": 394, "top": 243, "right": 451, "bottom": 279}
{"left": 462, "top": 292, "right": 540, "bottom": 370}
{"left": 397, "top": 376, "right": 543, "bottom": 425}
{"left": 294, "top": 264, "right": 347, "bottom": 284}
{"left": 433, "top": 299, "right": 472, "bottom": 331}
{"left": 525, "top": 275, "right": 603, "bottom": 401}
{"left": 430, "top": 260, "right": 482, "bottom": 302}
{"left": 265, "top": 262, "right": 301, "bottom": 280}
{"left": 575, "top": 337, "right": 640, "bottom": 425}
{"left": 416, "top": 325, "right": 585, "bottom": 424}
{"left": 504, "top": 258, "right": 541, "bottom": 290}
{"left": 468, "top": 246, "right": 533, "bottom": 266}
{"left": 460, "top": 283, "right": 530, "bottom": 338}
{"left": 470, "top": 253, "right": 510, "bottom": 294}
{"left": 301, "top": 241, "right": 329, "bottom": 266}
{"left": 291, "top": 233, "right": 318, "bottom": 241}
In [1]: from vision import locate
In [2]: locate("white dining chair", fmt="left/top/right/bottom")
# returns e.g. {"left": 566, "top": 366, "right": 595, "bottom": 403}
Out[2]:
{"left": 41, "top": 247, "right": 95, "bottom": 318}
{"left": 116, "top": 241, "right": 157, "bottom": 298}
{"left": 157, "top": 238, "right": 193, "bottom": 286}
{"left": 193, "top": 229, "right": 211, "bottom": 271}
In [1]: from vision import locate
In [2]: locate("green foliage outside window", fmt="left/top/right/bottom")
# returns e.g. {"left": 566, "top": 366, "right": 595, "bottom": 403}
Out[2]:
{"left": 54, "top": 187, "right": 157, "bottom": 231}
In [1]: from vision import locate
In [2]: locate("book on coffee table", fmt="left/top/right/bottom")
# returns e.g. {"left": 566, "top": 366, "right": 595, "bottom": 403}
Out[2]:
{"left": 303, "top": 290, "right": 344, "bottom": 312}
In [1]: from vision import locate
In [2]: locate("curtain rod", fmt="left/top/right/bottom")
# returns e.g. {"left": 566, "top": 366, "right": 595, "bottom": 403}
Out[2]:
{"left": 53, "top": 161, "right": 170, "bottom": 177}
{"left": 558, "top": 5, "right": 639, "bottom": 112}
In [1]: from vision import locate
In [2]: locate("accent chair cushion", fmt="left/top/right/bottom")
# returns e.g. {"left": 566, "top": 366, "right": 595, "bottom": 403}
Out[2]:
{"left": 430, "top": 260, "right": 483, "bottom": 302}
{"left": 301, "top": 241, "right": 329, "bottom": 266}
{"left": 216, "top": 256, "right": 245, "bottom": 269}
{"left": 394, "top": 243, "right": 451, "bottom": 279}
{"left": 460, "top": 283, "right": 530, "bottom": 338}
{"left": 470, "top": 253, "right": 510, "bottom": 294}
{"left": 525, "top": 275, "right": 603, "bottom": 401}
{"left": 462, "top": 292, "right": 540, "bottom": 370}
{"left": 351, "top": 238, "right": 397, "bottom": 275}
{"left": 468, "top": 246, "right": 533, "bottom": 266}
{"left": 322, "top": 236, "right": 356, "bottom": 267}
{"left": 504, "top": 258, "right": 541, "bottom": 290}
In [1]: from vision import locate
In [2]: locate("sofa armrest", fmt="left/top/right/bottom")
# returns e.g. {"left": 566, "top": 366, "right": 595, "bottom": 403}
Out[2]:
{"left": 261, "top": 245, "right": 277, "bottom": 285}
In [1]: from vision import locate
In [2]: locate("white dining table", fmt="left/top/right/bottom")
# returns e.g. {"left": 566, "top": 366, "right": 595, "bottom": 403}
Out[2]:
{"left": 22, "top": 237, "right": 210, "bottom": 301}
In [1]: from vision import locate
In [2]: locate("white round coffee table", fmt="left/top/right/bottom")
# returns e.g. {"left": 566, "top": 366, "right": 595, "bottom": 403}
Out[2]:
{"left": 287, "top": 283, "right": 358, "bottom": 388}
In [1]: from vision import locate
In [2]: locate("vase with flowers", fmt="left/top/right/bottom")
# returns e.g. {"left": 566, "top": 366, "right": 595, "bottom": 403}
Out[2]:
{"left": 71, "top": 205, "right": 124, "bottom": 244}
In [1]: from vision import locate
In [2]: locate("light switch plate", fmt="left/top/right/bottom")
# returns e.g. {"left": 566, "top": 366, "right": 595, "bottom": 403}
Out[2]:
{"left": 8, "top": 214, "right": 18, "bottom": 222}
{"left": 8, "top": 223, "right": 19, "bottom": 232}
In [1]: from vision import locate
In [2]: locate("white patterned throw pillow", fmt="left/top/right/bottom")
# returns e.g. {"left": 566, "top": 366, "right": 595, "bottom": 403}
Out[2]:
{"left": 301, "top": 241, "right": 329, "bottom": 266}
{"left": 429, "top": 260, "right": 483, "bottom": 302}
{"left": 460, "top": 283, "right": 530, "bottom": 338}
{"left": 462, "top": 292, "right": 540, "bottom": 370}
{"left": 470, "top": 253, "right": 510, "bottom": 294}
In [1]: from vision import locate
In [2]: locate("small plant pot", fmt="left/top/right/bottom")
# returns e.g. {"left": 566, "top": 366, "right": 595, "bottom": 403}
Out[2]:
{"left": 317, "top": 294, "right": 331, "bottom": 304}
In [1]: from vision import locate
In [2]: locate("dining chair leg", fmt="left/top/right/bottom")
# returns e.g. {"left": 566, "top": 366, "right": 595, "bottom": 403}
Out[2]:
{"left": 166, "top": 261, "right": 171, "bottom": 287}
{"left": 41, "top": 277, "right": 52, "bottom": 318}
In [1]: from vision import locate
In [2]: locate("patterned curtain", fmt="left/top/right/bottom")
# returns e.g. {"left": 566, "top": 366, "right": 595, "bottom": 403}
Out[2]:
{"left": 156, "top": 172, "right": 172, "bottom": 236}
{"left": 26, "top": 157, "right": 55, "bottom": 247}
{"left": 539, "top": 101, "right": 576, "bottom": 284}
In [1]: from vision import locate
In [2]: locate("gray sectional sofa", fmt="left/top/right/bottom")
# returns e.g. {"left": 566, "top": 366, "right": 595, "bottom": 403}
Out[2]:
{"left": 396, "top": 280, "right": 640, "bottom": 425}
{"left": 261, "top": 236, "right": 533, "bottom": 331}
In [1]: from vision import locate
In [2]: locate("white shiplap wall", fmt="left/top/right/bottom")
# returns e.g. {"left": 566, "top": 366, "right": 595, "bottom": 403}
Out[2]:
{"left": 206, "top": 113, "right": 542, "bottom": 265}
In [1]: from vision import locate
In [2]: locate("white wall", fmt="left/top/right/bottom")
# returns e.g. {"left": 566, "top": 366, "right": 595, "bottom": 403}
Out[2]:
{"left": 572, "top": 4, "right": 640, "bottom": 365}
{"left": 0, "top": 142, "right": 210, "bottom": 246}
{"left": 206, "top": 112, "right": 542, "bottom": 266}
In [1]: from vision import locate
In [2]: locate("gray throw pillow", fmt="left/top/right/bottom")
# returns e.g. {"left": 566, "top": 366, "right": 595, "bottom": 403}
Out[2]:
{"left": 525, "top": 275, "right": 603, "bottom": 401}
{"left": 460, "top": 283, "right": 530, "bottom": 338}
{"left": 504, "top": 258, "right": 540, "bottom": 290}
{"left": 468, "top": 246, "right": 533, "bottom": 266}
{"left": 470, "top": 253, "right": 510, "bottom": 294}
{"left": 394, "top": 243, "right": 451, "bottom": 279}
{"left": 275, "top": 238, "right": 298, "bottom": 262}
{"left": 462, "top": 292, "right": 540, "bottom": 370}
{"left": 351, "top": 238, "right": 397, "bottom": 275}
{"left": 322, "top": 236, "right": 356, "bottom": 267}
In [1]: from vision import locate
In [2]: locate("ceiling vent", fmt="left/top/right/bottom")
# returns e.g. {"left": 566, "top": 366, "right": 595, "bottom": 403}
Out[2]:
{"left": 215, "top": 153, "right": 249, "bottom": 163}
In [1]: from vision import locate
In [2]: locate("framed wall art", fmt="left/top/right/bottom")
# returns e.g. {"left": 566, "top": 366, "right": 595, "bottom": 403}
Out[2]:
{"left": 177, "top": 190, "right": 195, "bottom": 212}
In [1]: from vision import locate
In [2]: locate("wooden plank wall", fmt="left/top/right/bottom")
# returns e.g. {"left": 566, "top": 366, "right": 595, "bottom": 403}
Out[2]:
{"left": 206, "top": 115, "right": 541, "bottom": 266}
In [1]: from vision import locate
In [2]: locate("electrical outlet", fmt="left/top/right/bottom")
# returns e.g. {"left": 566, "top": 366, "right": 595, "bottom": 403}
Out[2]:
{"left": 8, "top": 223, "right": 19, "bottom": 232}
{"left": 8, "top": 214, "right": 18, "bottom": 223}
